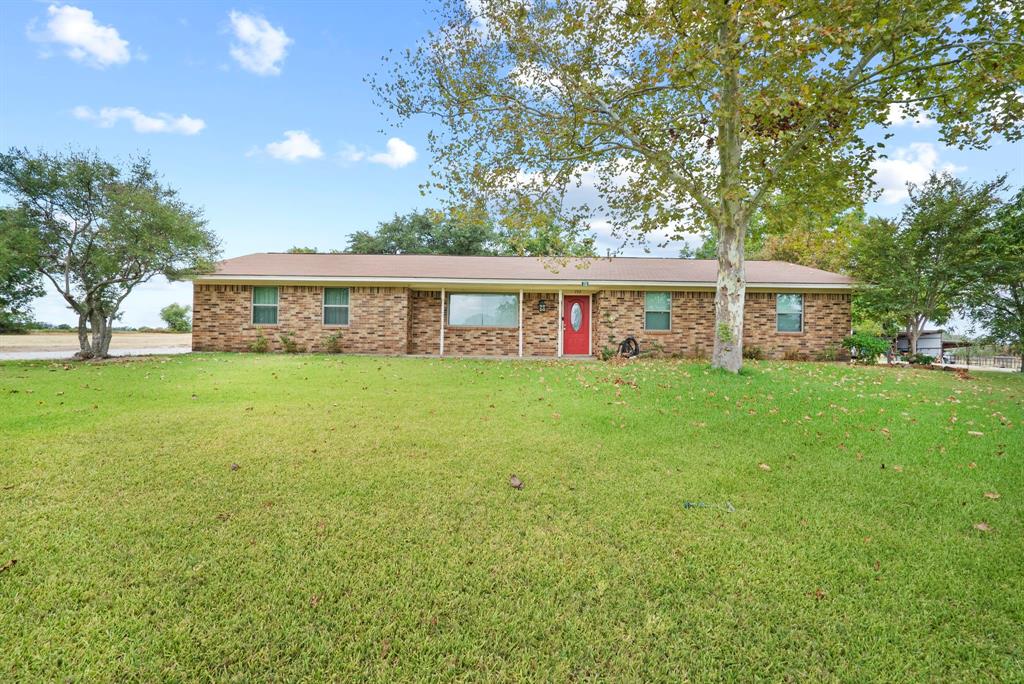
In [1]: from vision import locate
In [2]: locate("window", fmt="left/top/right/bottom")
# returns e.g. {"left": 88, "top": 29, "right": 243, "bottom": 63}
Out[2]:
{"left": 323, "top": 288, "right": 350, "bottom": 325}
{"left": 776, "top": 293, "right": 803, "bottom": 332}
{"left": 252, "top": 286, "right": 278, "bottom": 325}
{"left": 447, "top": 293, "right": 518, "bottom": 327}
{"left": 644, "top": 292, "right": 671, "bottom": 331}
{"left": 570, "top": 302, "right": 583, "bottom": 331}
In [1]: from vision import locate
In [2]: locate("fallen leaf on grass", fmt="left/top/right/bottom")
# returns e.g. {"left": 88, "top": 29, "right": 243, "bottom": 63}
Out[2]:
{"left": 808, "top": 588, "right": 827, "bottom": 601}
{"left": 230, "top": 463, "right": 240, "bottom": 471}
{"left": 984, "top": 492, "right": 1000, "bottom": 500}
{"left": 758, "top": 463, "right": 771, "bottom": 471}
{"left": 380, "top": 640, "right": 391, "bottom": 659}
{"left": 509, "top": 474, "right": 524, "bottom": 490}
{"left": 973, "top": 522, "right": 992, "bottom": 532}
{"left": 0, "top": 559, "right": 16, "bottom": 573}
{"left": 310, "top": 595, "right": 320, "bottom": 608}
{"left": 968, "top": 462, "right": 977, "bottom": 469}
{"left": 892, "top": 465, "right": 904, "bottom": 472}
{"left": 967, "top": 431, "right": 984, "bottom": 437}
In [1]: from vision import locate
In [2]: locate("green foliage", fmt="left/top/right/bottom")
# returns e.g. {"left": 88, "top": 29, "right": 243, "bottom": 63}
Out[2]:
{"left": 347, "top": 206, "right": 596, "bottom": 257}
{"left": 742, "top": 346, "right": 765, "bottom": 361}
{"left": 814, "top": 344, "right": 842, "bottom": 362}
{"left": 322, "top": 331, "right": 344, "bottom": 354}
{"left": 716, "top": 322, "right": 733, "bottom": 343}
{"left": 278, "top": 332, "right": 303, "bottom": 354}
{"left": 3, "top": 356, "right": 1021, "bottom": 680}
{"left": 850, "top": 173, "right": 1006, "bottom": 351}
{"left": 0, "top": 208, "right": 44, "bottom": 332}
{"left": 908, "top": 353, "right": 936, "bottom": 365}
{"left": 961, "top": 187, "right": 1024, "bottom": 358}
{"left": 842, "top": 332, "right": 891, "bottom": 364}
{"left": 347, "top": 208, "right": 498, "bottom": 255}
{"left": 248, "top": 334, "right": 269, "bottom": 353}
{"left": 286, "top": 246, "right": 319, "bottom": 253}
{"left": 0, "top": 148, "right": 220, "bottom": 357}
{"left": 159, "top": 303, "right": 192, "bottom": 332}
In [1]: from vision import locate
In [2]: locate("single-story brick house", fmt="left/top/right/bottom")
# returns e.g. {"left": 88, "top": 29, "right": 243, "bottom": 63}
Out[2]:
{"left": 192, "top": 253, "right": 853, "bottom": 358}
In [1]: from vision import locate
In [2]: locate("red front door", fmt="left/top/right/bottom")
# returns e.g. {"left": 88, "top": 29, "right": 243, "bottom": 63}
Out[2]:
{"left": 562, "top": 296, "right": 590, "bottom": 355}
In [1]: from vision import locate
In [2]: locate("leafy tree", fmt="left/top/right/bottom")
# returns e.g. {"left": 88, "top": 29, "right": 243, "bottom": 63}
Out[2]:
{"left": 756, "top": 209, "right": 866, "bottom": 274}
{"left": 0, "top": 149, "right": 221, "bottom": 358}
{"left": 494, "top": 201, "right": 597, "bottom": 256}
{"left": 0, "top": 208, "right": 44, "bottom": 332}
{"left": 850, "top": 173, "right": 1005, "bottom": 355}
{"left": 347, "top": 206, "right": 596, "bottom": 256}
{"left": 374, "top": 0, "right": 1023, "bottom": 371}
{"left": 160, "top": 303, "right": 192, "bottom": 332}
{"left": 962, "top": 188, "right": 1024, "bottom": 367}
{"left": 347, "top": 208, "right": 498, "bottom": 255}
{"left": 287, "top": 246, "right": 319, "bottom": 253}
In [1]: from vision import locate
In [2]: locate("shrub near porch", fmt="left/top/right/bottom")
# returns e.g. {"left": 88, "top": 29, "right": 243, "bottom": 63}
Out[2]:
{"left": 0, "top": 356, "right": 1020, "bottom": 680}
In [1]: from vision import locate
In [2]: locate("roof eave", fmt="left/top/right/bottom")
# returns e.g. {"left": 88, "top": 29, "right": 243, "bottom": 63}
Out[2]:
{"left": 193, "top": 273, "right": 853, "bottom": 290}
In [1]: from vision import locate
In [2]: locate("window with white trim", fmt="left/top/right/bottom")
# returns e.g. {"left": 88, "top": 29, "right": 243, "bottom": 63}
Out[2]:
{"left": 252, "top": 286, "right": 278, "bottom": 325}
{"left": 644, "top": 292, "right": 671, "bottom": 330}
{"left": 776, "top": 294, "right": 803, "bottom": 332}
{"left": 323, "top": 288, "right": 350, "bottom": 325}
{"left": 447, "top": 293, "right": 518, "bottom": 327}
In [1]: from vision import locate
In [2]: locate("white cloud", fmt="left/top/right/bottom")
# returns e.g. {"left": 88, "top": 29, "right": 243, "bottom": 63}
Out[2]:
{"left": 30, "top": 4, "right": 131, "bottom": 68}
{"left": 72, "top": 106, "right": 205, "bottom": 135}
{"left": 870, "top": 143, "right": 964, "bottom": 204}
{"left": 885, "top": 100, "right": 934, "bottom": 128}
{"left": 367, "top": 137, "right": 417, "bottom": 168}
{"left": 338, "top": 144, "right": 366, "bottom": 163}
{"left": 264, "top": 130, "right": 324, "bottom": 162}
{"left": 228, "top": 11, "right": 291, "bottom": 76}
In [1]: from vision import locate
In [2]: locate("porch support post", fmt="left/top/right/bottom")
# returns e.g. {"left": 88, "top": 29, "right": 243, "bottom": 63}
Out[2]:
{"left": 440, "top": 288, "right": 445, "bottom": 356}
{"left": 557, "top": 290, "right": 563, "bottom": 357}
{"left": 518, "top": 289, "right": 524, "bottom": 357}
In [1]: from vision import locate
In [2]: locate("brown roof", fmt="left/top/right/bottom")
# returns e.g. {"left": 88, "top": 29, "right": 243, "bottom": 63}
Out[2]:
{"left": 201, "top": 253, "right": 853, "bottom": 287}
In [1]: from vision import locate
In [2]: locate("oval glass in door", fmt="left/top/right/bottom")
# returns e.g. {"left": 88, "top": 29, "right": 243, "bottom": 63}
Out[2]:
{"left": 570, "top": 302, "right": 582, "bottom": 331}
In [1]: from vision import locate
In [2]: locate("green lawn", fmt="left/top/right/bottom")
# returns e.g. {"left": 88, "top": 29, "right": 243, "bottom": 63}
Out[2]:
{"left": 1, "top": 355, "right": 1021, "bottom": 681}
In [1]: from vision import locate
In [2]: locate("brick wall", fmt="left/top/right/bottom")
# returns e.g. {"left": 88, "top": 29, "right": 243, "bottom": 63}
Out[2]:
{"left": 194, "top": 284, "right": 850, "bottom": 359}
{"left": 405, "top": 290, "right": 560, "bottom": 356}
{"left": 594, "top": 290, "right": 850, "bottom": 359}
{"left": 522, "top": 292, "right": 559, "bottom": 356}
{"left": 192, "top": 284, "right": 408, "bottom": 353}
{"left": 408, "top": 290, "right": 441, "bottom": 355}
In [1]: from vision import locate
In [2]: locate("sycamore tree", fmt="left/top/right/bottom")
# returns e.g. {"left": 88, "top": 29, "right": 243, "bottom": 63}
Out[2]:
{"left": 963, "top": 188, "right": 1024, "bottom": 367}
{"left": 373, "top": 0, "right": 1023, "bottom": 370}
{"left": 0, "top": 149, "right": 220, "bottom": 358}
{"left": 850, "top": 173, "right": 1005, "bottom": 355}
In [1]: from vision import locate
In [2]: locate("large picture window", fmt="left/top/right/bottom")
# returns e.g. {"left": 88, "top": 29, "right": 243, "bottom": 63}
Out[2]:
{"left": 447, "top": 293, "right": 518, "bottom": 327}
{"left": 323, "top": 288, "right": 350, "bottom": 325}
{"left": 644, "top": 292, "right": 671, "bottom": 331}
{"left": 776, "top": 293, "right": 803, "bottom": 332}
{"left": 252, "top": 286, "right": 278, "bottom": 325}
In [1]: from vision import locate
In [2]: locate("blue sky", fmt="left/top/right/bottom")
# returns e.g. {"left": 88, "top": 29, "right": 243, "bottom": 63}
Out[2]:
{"left": 1, "top": 1, "right": 1022, "bottom": 328}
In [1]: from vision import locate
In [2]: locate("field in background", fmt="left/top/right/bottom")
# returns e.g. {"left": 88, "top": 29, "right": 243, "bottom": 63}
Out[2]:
{"left": 1, "top": 355, "right": 1021, "bottom": 680}
{"left": 0, "top": 332, "right": 191, "bottom": 354}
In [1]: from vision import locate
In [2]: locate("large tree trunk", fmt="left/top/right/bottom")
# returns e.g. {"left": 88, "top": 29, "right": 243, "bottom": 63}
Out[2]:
{"left": 76, "top": 311, "right": 93, "bottom": 358}
{"left": 713, "top": 217, "right": 746, "bottom": 372}
{"left": 710, "top": 5, "right": 745, "bottom": 373}
{"left": 96, "top": 315, "right": 114, "bottom": 357}
{"left": 907, "top": 316, "right": 925, "bottom": 356}
{"left": 76, "top": 310, "right": 114, "bottom": 359}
